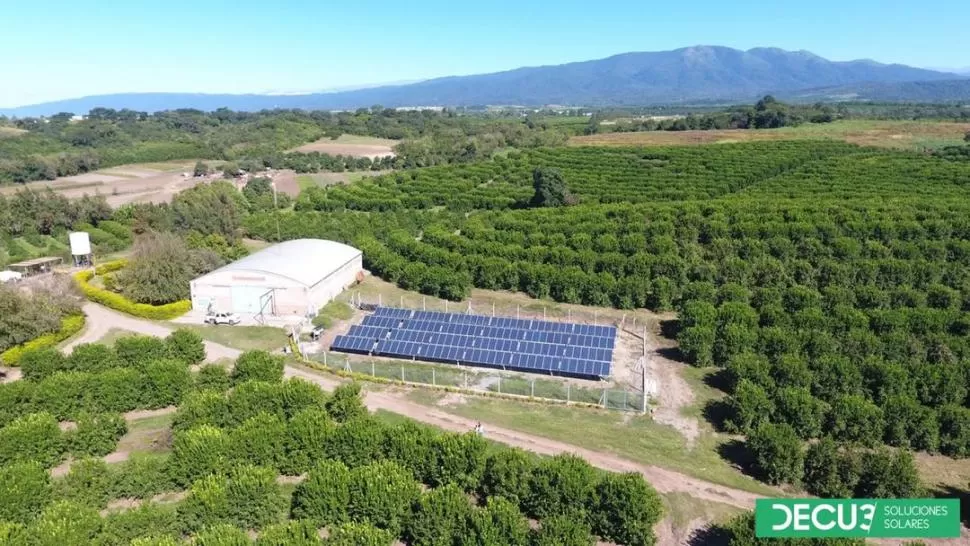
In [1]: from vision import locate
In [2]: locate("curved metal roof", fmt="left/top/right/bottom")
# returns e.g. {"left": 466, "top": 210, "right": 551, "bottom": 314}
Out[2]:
{"left": 196, "top": 239, "right": 361, "bottom": 288}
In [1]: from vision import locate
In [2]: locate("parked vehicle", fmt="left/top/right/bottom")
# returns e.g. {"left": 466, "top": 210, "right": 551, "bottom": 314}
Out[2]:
{"left": 310, "top": 325, "right": 325, "bottom": 340}
{"left": 205, "top": 312, "right": 241, "bottom": 325}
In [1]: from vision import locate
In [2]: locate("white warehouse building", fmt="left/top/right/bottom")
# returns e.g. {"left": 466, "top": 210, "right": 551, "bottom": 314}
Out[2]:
{"left": 190, "top": 239, "right": 363, "bottom": 317}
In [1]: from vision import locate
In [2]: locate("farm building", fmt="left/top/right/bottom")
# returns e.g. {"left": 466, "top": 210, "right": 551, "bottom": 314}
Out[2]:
{"left": 189, "top": 239, "right": 362, "bottom": 318}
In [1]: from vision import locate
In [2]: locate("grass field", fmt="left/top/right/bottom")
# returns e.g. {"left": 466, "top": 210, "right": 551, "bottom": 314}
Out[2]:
{"left": 295, "top": 171, "right": 381, "bottom": 191}
{"left": 291, "top": 134, "right": 397, "bottom": 156}
{"left": 176, "top": 324, "right": 288, "bottom": 352}
{"left": 96, "top": 328, "right": 139, "bottom": 347}
{"left": 116, "top": 413, "right": 173, "bottom": 455}
{"left": 570, "top": 119, "right": 970, "bottom": 151}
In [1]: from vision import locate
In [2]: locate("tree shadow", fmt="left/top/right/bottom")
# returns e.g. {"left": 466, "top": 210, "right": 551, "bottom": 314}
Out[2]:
{"left": 656, "top": 346, "right": 685, "bottom": 362}
{"left": 703, "top": 367, "right": 732, "bottom": 392}
{"left": 716, "top": 438, "right": 762, "bottom": 481}
{"left": 703, "top": 399, "right": 733, "bottom": 432}
{"left": 930, "top": 484, "right": 970, "bottom": 527}
{"left": 659, "top": 318, "right": 681, "bottom": 340}
{"left": 687, "top": 524, "right": 732, "bottom": 546}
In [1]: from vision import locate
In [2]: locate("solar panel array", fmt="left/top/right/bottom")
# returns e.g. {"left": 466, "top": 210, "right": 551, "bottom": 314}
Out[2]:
{"left": 330, "top": 306, "right": 615, "bottom": 378}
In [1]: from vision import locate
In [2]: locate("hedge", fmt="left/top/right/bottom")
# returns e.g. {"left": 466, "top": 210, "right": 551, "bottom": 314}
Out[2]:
{"left": 73, "top": 262, "right": 190, "bottom": 320}
{"left": 0, "top": 315, "right": 85, "bottom": 366}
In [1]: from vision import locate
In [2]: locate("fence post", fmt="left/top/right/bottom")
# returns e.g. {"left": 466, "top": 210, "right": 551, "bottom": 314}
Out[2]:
{"left": 543, "top": 307, "right": 546, "bottom": 320}
{"left": 432, "top": 368, "right": 436, "bottom": 386}
{"left": 492, "top": 302, "right": 495, "bottom": 316}
{"left": 594, "top": 311, "right": 598, "bottom": 325}
{"left": 401, "top": 363, "right": 405, "bottom": 382}
{"left": 566, "top": 383, "right": 570, "bottom": 403}
{"left": 323, "top": 352, "right": 327, "bottom": 366}
{"left": 516, "top": 305, "right": 520, "bottom": 319}
{"left": 602, "top": 388, "right": 608, "bottom": 409}
{"left": 445, "top": 301, "right": 448, "bottom": 312}
{"left": 498, "top": 376, "right": 501, "bottom": 394}
{"left": 464, "top": 370, "right": 467, "bottom": 389}
{"left": 423, "top": 296, "right": 426, "bottom": 310}
{"left": 624, "top": 390, "right": 628, "bottom": 411}
{"left": 531, "top": 379, "right": 535, "bottom": 398}
{"left": 371, "top": 361, "right": 375, "bottom": 377}
{"left": 641, "top": 364, "right": 648, "bottom": 415}
{"left": 400, "top": 295, "right": 403, "bottom": 307}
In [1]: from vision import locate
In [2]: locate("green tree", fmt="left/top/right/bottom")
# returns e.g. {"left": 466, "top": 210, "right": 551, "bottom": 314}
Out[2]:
{"left": 936, "top": 404, "right": 970, "bottom": 457}
{"left": 856, "top": 449, "right": 922, "bottom": 498}
{"left": 0, "top": 460, "right": 52, "bottom": 524}
{"left": 256, "top": 519, "right": 321, "bottom": 546}
{"left": 591, "top": 472, "right": 662, "bottom": 546}
{"left": 802, "top": 438, "right": 859, "bottom": 498}
{"left": 195, "top": 364, "right": 231, "bottom": 393}
{"left": 67, "top": 412, "right": 127, "bottom": 457}
{"left": 169, "top": 424, "right": 230, "bottom": 487}
{"left": 26, "top": 500, "right": 102, "bottom": 546}
{"left": 347, "top": 461, "right": 421, "bottom": 536}
{"left": 284, "top": 407, "right": 335, "bottom": 475}
{"left": 427, "top": 432, "right": 488, "bottom": 491}
{"left": 469, "top": 496, "right": 529, "bottom": 546}
{"left": 172, "top": 389, "right": 229, "bottom": 432}
{"left": 381, "top": 421, "right": 436, "bottom": 482}
{"left": 0, "top": 412, "right": 64, "bottom": 468}
{"left": 192, "top": 524, "right": 250, "bottom": 546}
{"left": 747, "top": 422, "right": 804, "bottom": 485}
{"left": 480, "top": 448, "right": 534, "bottom": 506}
{"left": 114, "top": 335, "right": 169, "bottom": 369}
{"left": 325, "top": 382, "right": 368, "bottom": 423}
{"left": 55, "top": 457, "right": 112, "bottom": 508}
{"left": 526, "top": 453, "right": 597, "bottom": 520}
{"left": 827, "top": 394, "right": 885, "bottom": 446}
{"left": 405, "top": 484, "right": 473, "bottom": 546}
{"left": 143, "top": 358, "right": 193, "bottom": 408}
{"left": 290, "top": 459, "right": 350, "bottom": 526}
{"left": 228, "top": 412, "right": 287, "bottom": 470}
{"left": 115, "top": 232, "right": 224, "bottom": 305}
{"left": 531, "top": 515, "right": 595, "bottom": 546}
{"left": 773, "top": 387, "right": 826, "bottom": 439}
{"left": 231, "top": 350, "right": 284, "bottom": 385}
{"left": 723, "top": 380, "right": 774, "bottom": 434}
{"left": 193, "top": 161, "right": 210, "bottom": 177}
{"left": 165, "top": 328, "right": 206, "bottom": 365}
{"left": 529, "top": 167, "right": 573, "bottom": 208}
{"left": 326, "top": 522, "right": 394, "bottom": 546}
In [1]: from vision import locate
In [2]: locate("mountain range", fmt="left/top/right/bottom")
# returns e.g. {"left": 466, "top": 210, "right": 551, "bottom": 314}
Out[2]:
{"left": 2, "top": 46, "right": 967, "bottom": 116}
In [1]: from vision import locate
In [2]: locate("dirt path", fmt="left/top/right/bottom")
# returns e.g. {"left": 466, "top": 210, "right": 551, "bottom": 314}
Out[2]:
{"left": 64, "top": 302, "right": 241, "bottom": 362}
{"left": 641, "top": 322, "right": 701, "bottom": 447}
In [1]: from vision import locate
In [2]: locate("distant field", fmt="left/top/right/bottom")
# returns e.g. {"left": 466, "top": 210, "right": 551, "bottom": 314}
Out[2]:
{"left": 570, "top": 119, "right": 970, "bottom": 150}
{"left": 295, "top": 171, "right": 384, "bottom": 191}
{"left": 0, "top": 126, "right": 26, "bottom": 138}
{"left": 291, "top": 134, "right": 397, "bottom": 158}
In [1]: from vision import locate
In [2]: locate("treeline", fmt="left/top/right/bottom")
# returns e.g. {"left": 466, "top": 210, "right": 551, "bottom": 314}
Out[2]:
{"left": 0, "top": 107, "right": 569, "bottom": 185}
{"left": 0, "top": 276, "right": 80, "bottom": 354}
{"left": 1, "top": 339, "right": 663, "bottom": 545}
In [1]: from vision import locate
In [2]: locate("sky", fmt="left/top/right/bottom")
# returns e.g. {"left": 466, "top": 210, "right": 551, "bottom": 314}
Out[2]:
{"left": 2, "top": 0, "right": 969, "bottom": 108}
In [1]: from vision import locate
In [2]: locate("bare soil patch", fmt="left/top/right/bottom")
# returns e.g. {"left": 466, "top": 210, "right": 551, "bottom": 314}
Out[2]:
{"left": 292, "top": 134, "right": 396, "bottom": 158}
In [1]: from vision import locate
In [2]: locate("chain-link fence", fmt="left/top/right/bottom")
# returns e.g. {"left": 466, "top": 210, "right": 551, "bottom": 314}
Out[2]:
{"left": 311, "top": 351, "right": 647, "bottom": 413}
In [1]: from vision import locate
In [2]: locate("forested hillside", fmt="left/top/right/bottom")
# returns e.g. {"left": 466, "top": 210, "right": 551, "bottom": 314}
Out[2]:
{"left": 243, "top": 141, "right": 970, "bottom": 483}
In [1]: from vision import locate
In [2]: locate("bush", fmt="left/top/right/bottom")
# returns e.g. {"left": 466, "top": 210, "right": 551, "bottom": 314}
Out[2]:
{"left": 68, "top": 412, "right": 127, "bottom": 457}
{"left": 91, "top": 367, "right": 145, "bottom": 413}
{"left": 256, "top": 519, "right": 321, "bottom": 546}
{"left": 856, "top": 448, "right": 923, "bottom": 498}
{"left": 327, "top": 417, "right": 386, "bottom": 468}
{"left": 747, "top": 422, "right": 804, "bottom": 485}
{"left": 381, "top": 421, "right": 436, "bottom": 482}
{"left": 231, "top": 351, "right": 284, "bottom": 385}
{"left": 173, "top": 390, "right": 230, "bottom": 432}
{"left": 73, "top": 267, "right": 190, "bottom": 320}
{"left": 279, "top": 378, "right": 328, "bottom": 418}
{"left": 169, "top": 425, "right": 230, "bottom": 487}
{"left": 55, "top": 458, "right": 112, "bottom": 508}
{"left": 114, "top": 336, "right": 169, "bottom": 369}
{"left": 426, "top": 432, "right": 488, "bottom": 491}
{"left": 0, "top": 460, "right": 52, "bottom": 524}
{"left": 480, "top": 448, "right": 534, "bottom": 506}
{"left": 326, "top": 522, "right": 394, "bottom": 546}
{"left": 0, "top": 522, "right": 27, "bottom": 545}
{"left": 827, "top": 394, "right": 885, "bottom": 446}
{"left": 166, "top": 329, "right": 206, "bottom": 365}
{"left": 405, "top": 483, "right": 473, "bottom": 546}
{"left": 290, "top": 459, "right": 350, "bottom": 526}
{"left": 223, "top": 465, "right": 287, "bottom": 530}
{"left": 526, "top": 454, "right": 597, "bottom": 520}
{"left": 347, "top": 461, "right": 421, "bottom": 536}
{"left": 228, "top": 412, "right": 287, "bottom": 470}
{"left": 803, "top": 438, "right": 859, "bottom": 498}
{"left": 283, "top": 407, "right": 335, "bottom": 476}
{"left": 191, "top": 523, "right": 251, "bottom": 546}
{"left": 325, "top": 382, "right": 368, "bottom": 422}
{"left": 32, "top": 370, "right": 93, "bottom": 419}
{"left": 26, "top": 500, "right": 102, "bottom": 546}
{"left": 0, "top": 380, "right": 35, "bottom": 425}
{"left": 0, "top": 412, "right": 64, "bottom": 468}
{"left": 67, "top": 343, "right": 124, "bottom": 373}
{"left": 110, "top": 453, "right": 173, "bottom": 500}
{"left": 590, "top": 473, "right": 662, "bottom": 546}
{"left": 195, "top": 365, "right": 231, "bottom": 393}
{"left": 227, "top": 381, "right": 284, "bottom": 425}
{"left": 469, "top": 496, "right": 530, "bottom": 546}
{"left": 0, "top": 315, "right": 85, "bottom": 367}
{"left": 95, "top": 502, "right": 180, "bottom": 546}
{"left": 18, "top": 348, "right": 68, "bottom": 381}
{"left": 531, "top": 515, "right": 595, "bottom": 546}
{"left": 143, "top": 359, "right": 192, "bottom": 408}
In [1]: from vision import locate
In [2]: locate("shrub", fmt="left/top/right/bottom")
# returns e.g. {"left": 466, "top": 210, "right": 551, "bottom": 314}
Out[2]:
{"left": 526, "top": 454, "right": 597, "bottom": 520}
{"left": 469, "top": 496, "right": 530, "bottom": 546}
{"left": 827, "top": 394, "right": 885, "bottom": 447}
{"left": 195, "top": 365, "right": 231, "bottom": 393}
{"left": 531, "top": 515, "right": 595, "bottom": 546}
{"left": 18, "top": 348, "right": 68, "bottom": 381}
{"left": 114, "top": 336, "right": 169, "bottom": 369}
{"left": 177, "top": 475, "right": 231, "bottom": 533}
{"left": 327, "top": 417, "right": 386, "bottom": 468}
{"left": 290, "top": 459, "right": 350, "bottom": 526}
{"left": 55, "top": 458, "right": 112, "bottom": 508}
{"left": 590, "top": 473, "right": 662, "bottom": 546}
{"left": 325, "top": 382, "right": 368, "bottom": 422}
{"left": 32, "top": 370, "right": 93, "bottom": 419}
{"left": 0, "top": 380, "right": 35, "bottom": 424}
{"left": 426, "top": 432, "right": 488, "bottom": 491}
{"left": 283, "top": 407, "right": 335, "bottom": 476}
{"left": 0, "top": 522, "right": 27, "bottom": 546}
{"left": 228, "top": 412, "right": 287, "bottom": 470}
{"left": 73, "top": 267, "right": 190, "bottom": 320}
{"left": 68, "top": 412, "right": 127, "bottom": 458}
{"left": 347, "top": 461, "right": 421, "bottom": 536}
{"left": 480, "top": 448, "right": 534, "bottom": 506}
{"left": 231, "top": 350, "right": 284, "bottom": 385}
{"left": 26, "top": 500, "right": 102, "bottom": 546}
{"left": 173, "top": 390, "right": 230, "bottom": 432}
{"left": 747, "top": 422, "right": 804, "bottom": 485}
{"left": 406, "top": 483, "right": 473, "bottom": 546}
{"left": 381, "top": 421, "right": 437, "bottom": 482}
{"left": 326, "top": 522, "right": 394, "bottom": 546}
{"left": 0, "top": 460, "right": 52, "bottom": 524}
{"left": 143, "top": 359, "right": 192, "bottom": 408}
{"left": 223, "top": 465, "right": 287, "bottom": 530}
{"left": 165, "top": 328, "right": 206, "bottom": 365}
{"left": 110, "top": 453, "right": 173, "bottom": 500}
{"left": 256, "top": 519, "right": 321, "bottom": 546}
{"left": 227, "top": 381, "right": 284, "bottom": 425}
{"left": 169, "top": 425, "right": 230, "bottom": 487}
{"left": 279, "top": 378, "right": 328, "bottom": 418}
{"left": 856, "top": 448, "right": 923, "bottom": 498}
{"left": 0, "top": 315, "right": 85, "bottom": 367}
{"left": 91, "top": 367, "right": 145, "bottom": 413}
{"left": 191, "top": 523, "right": 251, "bottom": 546}
{"left": 96, "top": 502, "right": 180, "bottom": 546}
{"left": 67, "top": 343, "right": 124, "bottom": 373}
{"left": 0, "top": 412, "right": 64, "bottom": 468}
{"left": 803, "top": 438, "right": 859, "bottom": 498}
